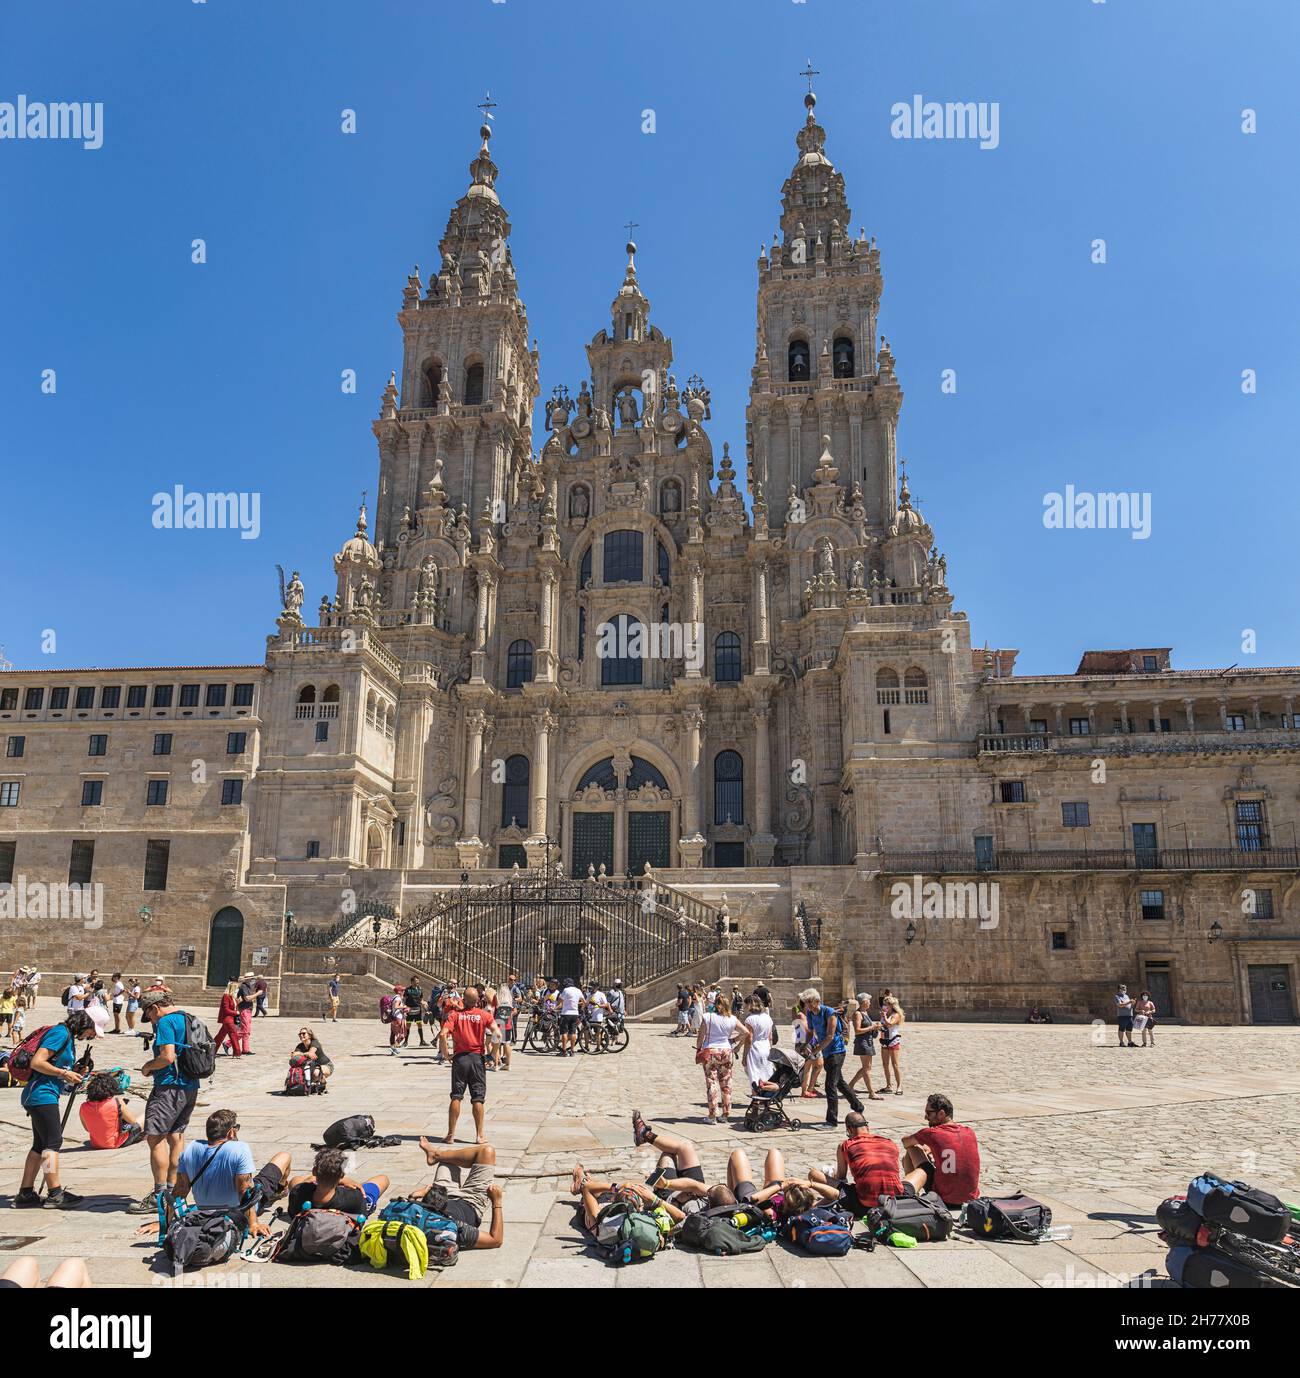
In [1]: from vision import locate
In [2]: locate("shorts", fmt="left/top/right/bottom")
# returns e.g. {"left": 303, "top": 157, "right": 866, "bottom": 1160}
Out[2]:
{"left": 1117, "top": 1014, "right": 1134, "bottom": 1032}
{"left": 0, "top": 1014, "right": 12, "bottom": 1030}
{"left": 450, "top": 1051, "right": 487, "bottom": 1103}
{"left": 733, "top": 1179, "right": 758, "bottom": 1204}
{"left": 667, "top": 1164, "right": 705, "bottom": 1185}
{"left": 28, "top": 1101, "right": 64, "bottom": 1154}
{"left": 432, "top": 1159, "right": 494, "bottom": 1217}
{"left": 853, "top": 1034, "right": 876, "bottom": 1057}
{"left": 143, "top": 1084, "right": 199, "bottom": 1137}
{"left": 251, "top": 1160, "right": 286, "bottom": 1206}
{"left": 560, "top": 1014, "right": 579, "bottom": 1034}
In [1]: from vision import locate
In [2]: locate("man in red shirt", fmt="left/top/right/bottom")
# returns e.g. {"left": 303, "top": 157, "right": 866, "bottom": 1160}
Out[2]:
{"left": 810, "top": 1112, "right": 903, "bottom": 1212}
{"left": 902, "top": 1093, "right": 981, "bottom": 1208}
{"left": 445, "top": 989, "right": 498, "bottom": 1146}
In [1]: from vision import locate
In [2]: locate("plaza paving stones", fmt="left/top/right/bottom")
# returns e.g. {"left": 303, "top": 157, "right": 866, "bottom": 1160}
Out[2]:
{"left": 2, "top": 1000, "right": 1297, "bottom": 1288}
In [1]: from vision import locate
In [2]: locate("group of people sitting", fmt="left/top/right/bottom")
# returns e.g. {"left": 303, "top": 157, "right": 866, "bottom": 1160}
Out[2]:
{"left": 570, "top": 1093, "right": 980, "bottom": 1254}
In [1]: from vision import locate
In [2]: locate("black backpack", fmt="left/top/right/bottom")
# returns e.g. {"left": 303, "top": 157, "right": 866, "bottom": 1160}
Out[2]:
{"left": 322, "top": 1114, "right": 377, "bottom": 1149}
{"left": 275, "top": 1207, "right": 361, "bottom": 1265}
{"left": 164, "top": 1208, "right": 243, "bottom": 1269}
{"left": 177, "top": 1013, "right": 216, "bottom": 1081}
{"left": 869, "top": 1190, "right": 954, "bottom": 1243}
{"left": 679, "top": 1207, "right": 766, "bottom": 1256}
{"left": 964, "top": 1193, "right": 1052, "bottom": 1242}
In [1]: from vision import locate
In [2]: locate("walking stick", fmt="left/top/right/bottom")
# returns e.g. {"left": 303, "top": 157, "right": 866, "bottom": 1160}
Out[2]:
{"left": 60, "top": 1040, "right": 95, "bottom": 1130}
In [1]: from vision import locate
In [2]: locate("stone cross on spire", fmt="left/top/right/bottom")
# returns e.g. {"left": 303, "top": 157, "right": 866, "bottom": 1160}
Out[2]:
{"left": 799, "top": 60, "right": 820, "bottom": 95}
{"left": 477, "top": 91, "right": 497, "bottom": 122}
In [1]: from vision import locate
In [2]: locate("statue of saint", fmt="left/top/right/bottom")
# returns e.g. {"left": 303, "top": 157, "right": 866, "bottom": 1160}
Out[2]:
{"left": 617, "top": 389, "right": 639, "bottom": 426}
{"left": 569, "top": 485, "right": 590, "bottom": 518}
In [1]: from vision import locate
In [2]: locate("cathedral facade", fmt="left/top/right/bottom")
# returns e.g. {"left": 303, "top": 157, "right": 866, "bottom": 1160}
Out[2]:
{"left": 2, "top": 92, "right": 1298, "bottom": 1024}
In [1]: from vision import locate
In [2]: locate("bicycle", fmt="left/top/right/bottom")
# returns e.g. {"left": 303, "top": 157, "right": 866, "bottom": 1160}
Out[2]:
{"left": 523, "top": 1006, "right": 560, "bottom": 1053}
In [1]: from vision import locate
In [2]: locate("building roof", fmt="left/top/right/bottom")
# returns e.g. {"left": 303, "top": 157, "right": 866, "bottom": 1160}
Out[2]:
{"left": 0, "top": 665, "right": 264, "bottom": 676}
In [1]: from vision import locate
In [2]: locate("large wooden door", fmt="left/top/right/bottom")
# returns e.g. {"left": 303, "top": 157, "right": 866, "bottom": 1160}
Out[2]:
{"left": 1249, "top": 965, "right": 1295, "bottom": 1024}
{"left": 571, "top": 812, "right": 614, "bottom": 879}
{"left": 206, "top": 906, "right": 244, "bottom": 987}
{"left": 627, "top": 811, "right": 671, "bottom": 876}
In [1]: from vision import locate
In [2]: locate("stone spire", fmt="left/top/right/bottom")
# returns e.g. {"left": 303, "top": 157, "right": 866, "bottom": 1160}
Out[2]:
{"left": 611, "top": 237, "right": 650, "bottom": 342}
{"left": 778, "top": 85, "right": 851, "bottom": 255}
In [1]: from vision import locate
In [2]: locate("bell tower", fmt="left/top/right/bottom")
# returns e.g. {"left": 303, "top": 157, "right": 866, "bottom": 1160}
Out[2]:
{"left": 746, "top": 81, "right": 901, "bottom": 532}
{"left": 373, "top": 102, "right": 539, "bottom": 548}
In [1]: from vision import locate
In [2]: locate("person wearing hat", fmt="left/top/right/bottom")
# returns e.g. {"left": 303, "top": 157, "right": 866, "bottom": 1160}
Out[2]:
{"left": 235, "top": 974, "right": 256, "bottom": 1055}
{"left": 607, "top": 978, "right": 626, "bottom": 1024}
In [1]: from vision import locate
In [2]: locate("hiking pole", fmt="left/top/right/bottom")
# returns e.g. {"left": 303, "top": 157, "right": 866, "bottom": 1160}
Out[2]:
{"left": 60, "top": 1041, "right": 94, "bottom": 1130}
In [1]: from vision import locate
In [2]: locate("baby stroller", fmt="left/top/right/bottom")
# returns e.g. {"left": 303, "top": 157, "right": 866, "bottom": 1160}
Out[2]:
{"left": 743, "top": 1046, "right": 805, "bottom": 1132}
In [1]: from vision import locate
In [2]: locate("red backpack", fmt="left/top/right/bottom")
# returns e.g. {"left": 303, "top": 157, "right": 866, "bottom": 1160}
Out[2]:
{"left": 379, "top": 995, "right": 394, "bottom": 1024}
{"left": 9, "top": 1025, "right": 56, "bottom": 1084}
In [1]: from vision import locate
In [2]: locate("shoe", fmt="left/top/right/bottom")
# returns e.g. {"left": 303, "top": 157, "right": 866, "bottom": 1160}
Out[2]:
{"left": 12, "top": 1188, "right": 43, "bottom": 1208}
{"left": 127, "top": 1190, "right": 165, "bottom": 1215}
{"left": 825, "top": 1119, "right": 839, "bottom": 1128}
{"left": 706, "top": 1116, "right": 717, "bottom": 1125}
{"left": 632, "top": 1109, "right": 655, "bottom": 1146}
{"left": 44, "top": 1188, "right": 84, "bottom": 1209}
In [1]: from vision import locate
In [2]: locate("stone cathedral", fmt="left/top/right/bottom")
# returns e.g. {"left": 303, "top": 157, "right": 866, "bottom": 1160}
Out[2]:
{"left": 2, "top": 91, "right": 1297, "bottom": 1024}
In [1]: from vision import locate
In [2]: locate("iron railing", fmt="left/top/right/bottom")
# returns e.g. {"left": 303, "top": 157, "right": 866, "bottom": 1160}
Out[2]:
{"left": 878, "top": 846, "right": 1300, "bottom": 875}
{"left": 286, "top": 901, "right": 399, "bottom": 948}
{"left": 379, "top": 874, "right": 719, "bottom": 990}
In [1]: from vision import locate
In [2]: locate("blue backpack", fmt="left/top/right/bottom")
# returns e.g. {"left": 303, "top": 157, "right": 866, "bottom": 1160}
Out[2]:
{"left": 786, "top": 1205, "right": 855, "bottom": 1256}
{"left": 378, "top": 1197, "right": 460, "bottom": 1266}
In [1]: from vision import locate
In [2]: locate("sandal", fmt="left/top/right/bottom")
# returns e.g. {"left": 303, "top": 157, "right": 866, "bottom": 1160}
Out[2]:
{"left": 632, "top": 1110, "right": 654, "bottom": 1147}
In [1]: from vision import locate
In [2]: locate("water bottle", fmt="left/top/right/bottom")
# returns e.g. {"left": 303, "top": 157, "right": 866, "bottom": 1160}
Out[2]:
{"left": 1041, "top": 1224, "right": 1073, "bottom": 1241}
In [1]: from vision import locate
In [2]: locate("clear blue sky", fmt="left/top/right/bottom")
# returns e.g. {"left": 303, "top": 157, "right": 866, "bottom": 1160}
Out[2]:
{"left": 3, "top": 0, "right": 1297, "bottom": 675}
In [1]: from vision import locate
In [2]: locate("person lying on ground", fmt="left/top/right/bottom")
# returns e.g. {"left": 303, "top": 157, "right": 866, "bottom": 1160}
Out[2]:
{"left": 286, "top": 1147, "right": 389, "bottom": 1221}
{"left": 569, "top": 1163, "right": 689, "bottom": 1234}
{"left": 0, "top": 1257, "right": 90, "bottom": 1289}
{"left": 413, "top": 1136, "right": 504, "bottom": 1249}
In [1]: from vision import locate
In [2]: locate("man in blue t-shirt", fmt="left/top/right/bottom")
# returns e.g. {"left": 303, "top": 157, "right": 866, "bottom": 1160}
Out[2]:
{"left": 15, "top": 1010, "right": 97, "bottom": 1209}
{"left": 127, "top": 991, "right": 201, "bottom": 1215}
{"left": 168, "top": 1108, "right": 290, "bottom": 1238}
{"left": 803, "top": 988, "right": 864, "bottom": 1128}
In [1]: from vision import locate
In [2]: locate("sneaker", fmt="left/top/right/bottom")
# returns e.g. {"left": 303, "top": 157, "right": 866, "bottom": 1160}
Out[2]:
{"left": 632, "top": 1110, "right": 654, "bottom": 1147}
{"left": 44, "top": 1188, "right": 84, "bottom": 1209}
{"left": 12, "top": 1187, "right": 43, "bottom": 1209}
{"left": 825, "top": 1119, "right": 839, "bottom": 1129}
{"left": 127, "top": 1190, "right": 165, "bottom": 1215}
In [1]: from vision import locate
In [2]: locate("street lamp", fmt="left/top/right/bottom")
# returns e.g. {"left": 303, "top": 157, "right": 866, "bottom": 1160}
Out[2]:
{"left": 904, "top": 921, "right": 917, "bottom": 946}
{"left": 1208, "top": 920, "right": 1223, "bottom": 943}
{"left": 138, "top": 905, "right": 153, "bottom": 926}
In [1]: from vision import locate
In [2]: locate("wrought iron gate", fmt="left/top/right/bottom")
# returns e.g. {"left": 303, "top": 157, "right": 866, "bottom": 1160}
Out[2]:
{"left": 380, "top": 875, "right": 715, "bottom": 991}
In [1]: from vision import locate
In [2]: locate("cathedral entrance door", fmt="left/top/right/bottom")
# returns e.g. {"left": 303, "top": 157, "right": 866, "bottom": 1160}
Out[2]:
{"left": 627, "top": 811, "right": 671, "bottom": 876}
{"left": 206, "top": 906, "right": 244, "bottom": 988}
{"left": 571, "top": 812, "right": 614, "bottom": 878}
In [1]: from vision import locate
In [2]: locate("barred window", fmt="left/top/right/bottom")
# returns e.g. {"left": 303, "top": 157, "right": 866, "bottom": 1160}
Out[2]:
{"left": 603, "top": 529, "right": 644, "bottom": 584}
{"left": 1062, "top": 801, "right": 1090, "bottom": 828}
{"left": 500, "top": 754, "right": 530, "bottom": 829}
{"left": 999, "top": 780, "right": 1026, "bottom": 804}
{"left": 714, "top": 750, "right": 744, "bottom": 825}
{"left": 143, "top": 839, "right": 170, "bottom": 891}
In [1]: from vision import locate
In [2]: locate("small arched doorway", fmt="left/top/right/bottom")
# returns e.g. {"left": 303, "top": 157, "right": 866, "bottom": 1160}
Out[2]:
{"left": 206, "top": 907, "right": 244, "bottom": 988}
{"left": 366, "top": 824, "right": 385, "bottom": 870}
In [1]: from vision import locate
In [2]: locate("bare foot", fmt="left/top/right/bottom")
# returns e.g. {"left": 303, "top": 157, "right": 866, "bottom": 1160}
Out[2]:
{"left": 418, "top": 1135, "right": 440, "bottom": 1165}
{"left": 475, "top": 1136, "right": 487, "bottom": 1145}
{"left": 571, "top": 1163, "right": 587, "bottom": 1195}
{"left": 443, "top": 1134, "right": 455, "bottom": 1144}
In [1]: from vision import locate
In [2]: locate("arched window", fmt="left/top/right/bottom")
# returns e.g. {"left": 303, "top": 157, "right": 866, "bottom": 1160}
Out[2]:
{"left": 876, "top": 667, "right": 900, "bottom": 688}
{"left": 463, "top": 361, "right": 484, "bottom": 406}
{"left": 579, "top": 546, "right": 592, "bottom": 590}
{"left": 628, "top": 756, "right": 669, "bottom": 791}
{"left": 365, "top": 825, "right": 385, "bottom": 870}
{"left": 788, "top": 338, "right": 811, "bottom": 382}
{"left": 321, "top": 684, "right": 340, "bottom": 703}
{"left": 599, "top": 613, "right": 644, "bottom": 686}
{"left": 297, "top": 685, "right": 317, "bottom": 704}
{"left": 578, "top": 757, "right": 618, "bottom": 792}
{"left": 714, "top": 750, "right": 744, "bottom": 825}
{"left": 904, "top": 666, "right": 929, "bottom": 705}
{"left": 427, "top": 364, "right": 444, "bottom": 406}
{"left": 833, "top": 335, "right": 855, "bottom": 378}
{"left": 506, "top": 640, "right": 534, "bottom": 688}
{"left": 657, "top": 540, "right": 670, "bottom": 587}
{"left": 500, "top": 754, "right": 530, "bottom": 828}
{"left": 603, "top": 529, "right": 644, "bottom": 584}
{"left": 715, "top": 631, "right": 742, "bottom": 683}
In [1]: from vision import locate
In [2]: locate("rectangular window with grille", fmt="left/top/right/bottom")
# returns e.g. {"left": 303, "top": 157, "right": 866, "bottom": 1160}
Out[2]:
{"left": 1235, "top": 799, "right": 1266, "bottom": 851}
{"left": 0, "top": 688, "right": 16, "bottom": 710}
{"left": 5, "top": 736, "right": 23, "bottom": 758}
{"left": 1225, "top": 714, "right": 1246, "bottom": 731}
{"left": 306, "top": 840, "right": 320, "bottom": 859}
{"left": 153, "top": 733, "right": 172, "bottom": 756}
{"left": 88, "top": 734, "right": 107, "bottom": 757}
{"left": 221, "top": 778, "right": 244, "bottom": 806}
{"left": 0, "top": 782, "right": 19, "bottom": 807}
{"left": 227, "top": 732, "right": 247, "bottom": 755}
{"left": 81, "top": 780, "right": 103, "bottom": 806}
{"left": 1068, "top": 717, "right": 1090, "bottom": 735}
{"left": 999, "top": 780, "right": 1026, "bottom": 803}
{"left": 602, "top": 529, "right": 644, "bottom": 584}
{"left": 179, "top": 684, "right": 200, "bottom": 707}
{"left": 23, "top": 688, "right": 43, "bottom": 711}
{"left": 1247, "top": 888, "right": 1274, "bottom": 919}
{"left": 233, "top": 683, "right": 255, "bottom": 707}
{"left": 143, "top": 839, "right": 170, "bottom": 891}
{"left": 127, "top": 686, "right": 147, "bottom": 708}
{"left": 153, "top": 684, "right": 173, "bottom": 708}
{"left": 205, "top": 683, "right": 227, "bottom": 707}
{"left": 1062, "top": 801, "right": 1090, "bottom": 828}
{"left": 100, "top": 686, "right": 120, "bottom": 708}
{"left": 1029, "top": 719, "right": 1048, "bottom": 734}
{"left": 50, "top": 688, "right": 69, "bottom": 709}
{"left": 146, "top": 779, "right": 168, "bottom": 806}
{"left": 1140, "top": 889, "right": 1165, "bottom": 920}
{"left": 74, "top": 687, "right": 94, "bottom": 709}
{"left": 69, "top": 839, "right": 95, "bottom": 886}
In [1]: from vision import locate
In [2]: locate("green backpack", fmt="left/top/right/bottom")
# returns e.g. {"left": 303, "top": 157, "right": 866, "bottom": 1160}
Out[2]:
{"left": 595, "top": 1200, "right": 664, "bottom": 1265}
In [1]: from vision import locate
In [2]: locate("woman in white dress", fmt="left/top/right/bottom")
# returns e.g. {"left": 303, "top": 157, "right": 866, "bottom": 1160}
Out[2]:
{"left": 743, "top": 995, "right": 774, "bottom": 1088}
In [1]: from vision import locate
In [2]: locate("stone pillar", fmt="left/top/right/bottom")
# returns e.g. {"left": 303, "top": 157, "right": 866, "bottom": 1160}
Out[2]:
{"left": 525, "top": 710, "right": 555, "bottom": 866}
{"left": 1052, "top": 702, "right": 1064, "bottom": 734}
{"left": 1151, "top": 701, "right": 1163, "bottom": 733}
{"left": 456, "top": 710, "right": 491, "bottom": 868}
{"left": 1084, "top": 700, "right": 1097, "bottom": 735}
{"left": 751, "top": 703, "right": 776, "bottom": 864}
{"left": 614, "top": 794, "right": 628, "bottom": 876}
{"left": 1183, "top": 698, "right": 1196, "bottom": 732}
{"left": 1250, "top": 697, "right": 1262, "bottom": 730}
{"left": 1219, "top": 698, "right": 1229, "bottom": 730}
{"left": 1118, "top": 701, "right": 1130, "bottom": 734}
{"left": 470, "top": 571, "right": 494, "bottom": 681}
{"left": 753, "top": 561, "right": 771, "bottom": 674}
{"left": 678, "top": 707, "right": 706, "bottom": 867}
{"left": 1285, "top": 696, "right": 1295, "bottom": 731}
{"left": 685, "top": 562, "right": 704, "bottom": 679}
{"left": 537, "top": 572, "right": 557, "bottom": 682}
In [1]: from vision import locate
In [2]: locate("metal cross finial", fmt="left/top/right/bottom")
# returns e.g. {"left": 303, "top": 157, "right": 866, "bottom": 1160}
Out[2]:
{"left": 800, "top": 60, "right": 820, "bottom": 94}
{"left": 624, "top": 220, "right": 639, "bottom": 241}
{"left": 477, "top": 92, "right": 498, "bottom": 121}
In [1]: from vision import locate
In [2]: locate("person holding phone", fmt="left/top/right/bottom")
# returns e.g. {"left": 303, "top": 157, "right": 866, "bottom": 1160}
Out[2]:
{"left": 14, "top": 1010, "right": 98, "bottom": 1209}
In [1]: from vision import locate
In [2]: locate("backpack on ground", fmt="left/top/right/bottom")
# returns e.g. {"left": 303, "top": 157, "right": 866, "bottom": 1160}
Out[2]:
{"left": 785, "top": 1205, "right": 855, "bottom": 1257}
{"left": 379, "top": 1197, "right": 459, "bottom": 1267}
{"left": 283, "top": 1054, "right": 311, "bottom": 1097}
{"left": 1157, "top": 1196, "right": 1204, "bottom": 1246}
{"left": 678, "top": 1206, "right": 766, "bottom": 1255}
{"left": 7, "top": 1026, "right": 55, "bottom": 1085}
{"left": 177, "top": 1013, "right": 216, "bottom": 1081}
{"left": 322, "top": 1114, "right": 376, "bottom": 1149}
{"left": 869, "top": 1190, "right": 955, "bottom": 1244}
{"left": 275, "top": 1206, "right": 363, "bottom": 1266}
{"left": 359, "top": 1218, "right": 430, "bottom": 1279}
{"left": 1186, "top": 1174, "right": 1290, "bottom": 1245}
{"left": 964, "top": 1193, "right": 1053, "bottom": 1243}
{"left": 593, "top": 1199, "right": 664, "bottom": 1265}
{"left": 1165, "top": 1243, "right": 1286, "bottom": 1290}
{"left": 164, "top": 1207, "right": 244, "bottom": 1270}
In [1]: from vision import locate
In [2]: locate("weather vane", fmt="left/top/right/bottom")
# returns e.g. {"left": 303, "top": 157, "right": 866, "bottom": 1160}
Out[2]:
{"left": 800, "top": 60, "right": 820, "bottom": 94}
{"left": 477, "top": 91, "right": 498, "bottom": 122}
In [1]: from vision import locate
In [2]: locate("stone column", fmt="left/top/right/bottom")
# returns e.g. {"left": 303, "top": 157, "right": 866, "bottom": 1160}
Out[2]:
{"left": 457, "top": 710, "right": 491, "bottom": 868}
{"left": 751, "top": 704, "right": 776, "bottom": 864}
{"left": 685, "top": 562, "right": 704, "bottom": 678}
{"left": 537, "top": 572, "right": 557, "bottom": 682}
{"left": 1118, "top": 700, "right": 1130, "bottom": 734}
{"left": 1219, "top": 697, "right": 1229, "bottom": 730}
{"left": 1052, "top": 702, "right": 1064, "bottom": 735}
{"left": 1151, "top": 701, "right": 1163, "bottom": 733}
{"left": 1084, "top": 700, "right": 1097, "bottom": 735}
{"left": 678, "top": 707, "right": 706, "bottom": 867}
{"left": 1285, "top": 696, "right": 1295, "bottom": 731}
{"left": 1250, "top": 697, "right": 1262, "bottom": 730}
{"left": 1184, "top": 698, "right": 1196, "bottom": 732}
{"left": 753, "top": 561, "right": 771, "bottom": 674}
{"left": 525, "top": 710, "right": 555, "bottom": 866}
{"left": 470, "top": 571, "right": 495, "bottom": 681}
